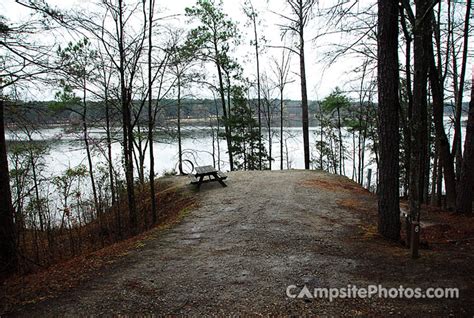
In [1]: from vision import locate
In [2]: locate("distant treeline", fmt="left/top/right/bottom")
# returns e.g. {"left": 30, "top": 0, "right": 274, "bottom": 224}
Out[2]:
{"left": 5, "top": 99, "right": 467, "bottom": 128}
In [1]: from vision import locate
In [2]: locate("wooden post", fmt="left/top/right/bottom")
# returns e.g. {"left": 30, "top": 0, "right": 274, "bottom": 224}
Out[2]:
{"left": 405, "top": 214, "right": 411, "bottom": 248}
{"left": 410, "top": 221, "right": 420, "bottom": 258}
{"left": 366, "top": 168, "right": 372, "bottom": 191}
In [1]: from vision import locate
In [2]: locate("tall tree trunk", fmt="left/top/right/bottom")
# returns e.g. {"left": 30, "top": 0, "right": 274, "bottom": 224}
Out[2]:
{"left": 352, "top": 130, "right": 356, "bottom": 180}
{"left": 423, "top": 108, "right": 431, "bottom": 204}
{"left": 300, "top": 25, "right": 310, "bottom": 170}
{"left": 280, "top": 91, "right": 284, "bottom": 170}
{"left": 148, "top": 0, "right": 157, "bottom": 224}
{"left": 428, "top": 45, "right": 457, "bottom": 210}
{"left": 82, "top": 84, "right": 100, "bottom": 216}
{"left": 253, "top": 15, "right": 263, "bottom": 170}
{"left": 104, "top": 80, "right": 120, "bottom": 236}
{"left": 319, "top": 107, "right": 324, "bottom": 170}
{"left": 357, "top": 113, "right": 362, "bottom": 183}
{"left": 226, "top": 74, "right": 232, "bottom": 119}
{"left": 319, "top": 108, "right": 324, "bottom": 170}
{"left": 456, "top": 72, "right": 474, "bottom": 214}
{"left": 0, "top": 100, "right": 17, "bottom": 275}
{"left": 213, "top": 41, "right": 233, "bottom": 171}
{"left": 104, "top": 77, "right": 116, "bottom": 207}
{"left": 118, "top": 0, "right": 137, "bottom": 233}
{"left": 452, "top": 0, "right": 471, "bottom": 183}
{"left": 29, "top": 140, "right": 43, "bottom": 232}
{"left": 177, "top": 73, "right": 184, "bottom": 175}
{"left": 431, "top": 142, "right": 439, "bottom": 205}
{"left": 135, "top": 126, "right": 145, "bottom": 185}
{"left": 436, "top": 158, "right": 443, "bottom": 207}
{"left": 214, "top": 98, "right": 221, "bottom": 171}
{"left": 400, "top": 7, "right": 413, "bottom": 197}
{"left": 377, "top": 0, "right": 400, "bottom": 241}
{"left": 409, "top": 0, "right": 432, "bottom": 257}
{"left": 337, "top": 106, "right": 343, "bottom": 175}
{"left": 267, "top": 100, "right": 272, "bottom": 170}
{"left": 126, "top": 92, "right": 137, "bottom": 232}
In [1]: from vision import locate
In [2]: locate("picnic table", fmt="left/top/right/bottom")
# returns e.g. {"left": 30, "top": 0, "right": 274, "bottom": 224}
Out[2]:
{"left": 189, "top": 165, "right": 227, "bottom": 189}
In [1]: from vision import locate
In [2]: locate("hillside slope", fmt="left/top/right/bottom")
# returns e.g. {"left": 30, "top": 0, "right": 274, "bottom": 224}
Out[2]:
{"left": 10, "top": 170, "right": 474, "bottom": 316}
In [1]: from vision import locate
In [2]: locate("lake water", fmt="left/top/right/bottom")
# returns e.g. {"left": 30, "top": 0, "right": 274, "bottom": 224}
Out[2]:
{"left": 6, "top": 126, "right": 377, "bottom": 184}
{"left": 6, "top": 114, "right": 464, "bottom": 192}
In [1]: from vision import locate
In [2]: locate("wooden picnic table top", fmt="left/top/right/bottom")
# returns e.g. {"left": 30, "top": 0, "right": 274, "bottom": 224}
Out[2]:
{"left": 195, "top": 165, "right": 217, "bottom": 175}
{"left": 190, "top": 165, "right": 228, "bottom": 189}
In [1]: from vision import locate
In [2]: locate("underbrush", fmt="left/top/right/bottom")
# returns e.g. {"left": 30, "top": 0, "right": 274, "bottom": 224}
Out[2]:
{"left": 1, "top": 177, "right": 196, "bottom": 313}
{"left": 18, "top": 178, "right": 195, "bottom": 273}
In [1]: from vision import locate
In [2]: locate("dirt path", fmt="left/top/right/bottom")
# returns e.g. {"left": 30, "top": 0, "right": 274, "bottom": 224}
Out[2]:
{"left": 14, "top": 170, "right": 473, "bottom": 316}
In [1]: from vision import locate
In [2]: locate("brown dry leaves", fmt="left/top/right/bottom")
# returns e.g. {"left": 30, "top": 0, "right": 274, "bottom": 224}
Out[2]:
{"left": 300, "top": 177, "right": 370, "bottom": 195}
{"left": 1, "top": 181, "right": 196, "bottom": 315}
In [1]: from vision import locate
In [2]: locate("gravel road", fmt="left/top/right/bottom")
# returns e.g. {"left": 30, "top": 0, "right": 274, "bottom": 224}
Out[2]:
{"left": 14, "top": 170, "right": 473, "bottom": 316}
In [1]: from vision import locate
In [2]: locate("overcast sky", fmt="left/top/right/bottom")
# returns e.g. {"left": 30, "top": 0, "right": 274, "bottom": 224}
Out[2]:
{"left": 2, "top": 0, "right": 472, "bottom": 102}
{"left": 1, "top": 0, "right": 372, "bottom": 101}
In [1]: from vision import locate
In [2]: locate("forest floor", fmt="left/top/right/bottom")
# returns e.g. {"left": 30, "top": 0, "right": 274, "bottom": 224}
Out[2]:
{"left": 3, "top": 170, "right": 474, "bottom": 316}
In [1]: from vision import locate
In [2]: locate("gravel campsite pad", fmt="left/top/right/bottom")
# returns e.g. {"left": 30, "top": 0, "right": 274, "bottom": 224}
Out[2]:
{"left": 13, "top": 170, "right": 474, "bottom": 316}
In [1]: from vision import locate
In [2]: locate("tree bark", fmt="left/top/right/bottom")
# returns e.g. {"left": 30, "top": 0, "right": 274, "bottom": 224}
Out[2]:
{"left": 456, "top": 71, "right": 474, "bottom": 214}
{"left": 0, "top": 99, "right": 17, "bottom": 276}
{"left": 213, "top": 40, "right": 233, "bottom": 171}
{"left": 148, "top": 0, "right": 157, "bottom": 224}
{"left": 431, "top": 142, "right": 438, "bottom": 205}
{"left": 267, "top": 99, "right": 272, "bottom": 169}
{"left": 452, "top": 0, "right": 471, "bottom": 184}
{"left": 377, "top": 0, "right": 400, "bottom": 241}
{"left": 300, "top": 24, "right": 310, "bottom": 170}
{"left": 337, "top": 106, "right": 343, "bottom": 175}
{"left": 82, "top": 83, "right": 100, "bottom": 216}
{"left": 280, "top": 91, "right": 284, "bottom": 170}
{"left": 118, "top": 0, "right": 137, "bottom": 233}
{"left": 104, "top": 74, "right": 116, "bottom": 207}
{"left": 407, "top": 0, "right": 432, "bottom": 258}
{"left": 177, "top": 72, "right": 184, "bottom": 175}
{"left": 400, "top": 7, "right": 413, "bottom": 198}
{"left": 428, "top": 45, "right": 457, "bottom": 210}
{"left": 252, "top": 12, "right": 263, "bottom": 170}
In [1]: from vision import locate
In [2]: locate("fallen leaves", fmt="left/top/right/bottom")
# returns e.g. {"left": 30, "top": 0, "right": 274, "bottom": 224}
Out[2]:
{"left": 299, "top": 177, "right": 370, "bottom": 194}
{"left": 1, "top": 179, "right": 196, "bottom": 315}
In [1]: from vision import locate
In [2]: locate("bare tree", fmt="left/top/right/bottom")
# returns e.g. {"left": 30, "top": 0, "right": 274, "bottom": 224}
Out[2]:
{"left": 243, "top": 0, "right": 264, "bottom": 170}
{"left": 403, "top": 0, "right": 434, "bottom": 257}
{"left": 0, "top": 98, "right": 17, "bottom": 275}
{"left": 147, "top": 0, "right": 157, "bottom": 223}
{"left": 0, "top": 11, "right": 57, "bottom": 275}
{"left": 376, "top": 0, "right": 400, "bottom": 241}
{"left": 275, "top": 0, "right": 316, "bottom": 169}
{"left": 427, "top": 15, "right": 457, "bottom": 210}
{"left": 166, "top": 28, "right": 197, "bottom": 175}
{"left": 90, "top": 0, "right": 148, "bottom": 233}
{"left": 271, "top": 49, "right": 293, "bottom": 170}
{"left": 98, "top": 55, "right": 118, "bottom": 208}
{"left": 451, "top": 0, "right": 471, "bottom": 183}
{"left": 55, "top": 39, "right": 101, "bottom": 217}
{"left": 456, "top": 72, "right": 474, "bottom": 214}
{"left": 260, "top": 72, "right": 278, "bottom": 169}
{"left": 185, "top": 0, "right": 240, "bottom": 171}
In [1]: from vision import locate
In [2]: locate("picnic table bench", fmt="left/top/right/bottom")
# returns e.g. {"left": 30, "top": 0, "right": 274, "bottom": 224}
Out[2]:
{"left": 189, "top": 165, "right": 227, "bottom": 189}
